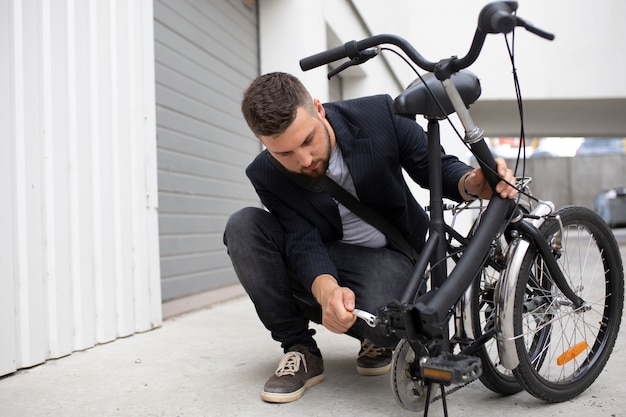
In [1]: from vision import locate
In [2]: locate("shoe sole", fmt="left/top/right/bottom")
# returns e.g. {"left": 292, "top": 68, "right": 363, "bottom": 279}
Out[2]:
{"left": 356, "top": 363, "right": 391, "bottom": 376}
{"left": 261, "top": 374, "right": 324, "bottom": 403}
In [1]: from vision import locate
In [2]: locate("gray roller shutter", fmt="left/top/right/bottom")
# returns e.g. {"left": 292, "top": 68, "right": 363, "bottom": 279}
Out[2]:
{"left": 154, "top": 0, "right": 260, "bottom": 301}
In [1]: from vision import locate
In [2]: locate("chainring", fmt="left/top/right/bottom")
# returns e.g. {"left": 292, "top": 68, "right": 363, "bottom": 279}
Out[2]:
{"left": 391, "top": 339, "right": 429, "bottom": 411}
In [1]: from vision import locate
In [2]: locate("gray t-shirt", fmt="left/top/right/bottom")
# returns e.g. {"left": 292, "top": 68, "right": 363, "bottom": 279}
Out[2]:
{"left": 326, "top": 145, "right": 388, "bottom": 248}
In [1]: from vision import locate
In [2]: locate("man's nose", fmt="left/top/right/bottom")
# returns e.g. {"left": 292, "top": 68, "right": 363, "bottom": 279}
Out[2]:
{"left": 296, "top": 150, "right": 313, "bottom": 167}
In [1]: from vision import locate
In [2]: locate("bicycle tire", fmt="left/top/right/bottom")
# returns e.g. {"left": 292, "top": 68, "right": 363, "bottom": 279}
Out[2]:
{"left": 470, "top": 261, "right": 523, "bottom": 395}
{"left": 511, "top": 205, "right": 624, "bottom": 402}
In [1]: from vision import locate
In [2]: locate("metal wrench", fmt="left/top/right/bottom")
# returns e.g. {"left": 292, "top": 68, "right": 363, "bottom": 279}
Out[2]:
{"left": 353, "top": 308, "right": 378, "bottom": 328}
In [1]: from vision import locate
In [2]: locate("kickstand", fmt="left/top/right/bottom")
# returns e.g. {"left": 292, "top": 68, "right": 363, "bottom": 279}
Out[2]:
{"left": 422, "top": 382, "right": 449, "bottom": 417}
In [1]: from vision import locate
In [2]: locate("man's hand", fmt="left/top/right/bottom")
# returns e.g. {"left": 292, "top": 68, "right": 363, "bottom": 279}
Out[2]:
{"left": 462, "top": 158, "right": 518, "bottom": 200}
{"left": 311, "top": 274, "right": 357, "bottom": 334}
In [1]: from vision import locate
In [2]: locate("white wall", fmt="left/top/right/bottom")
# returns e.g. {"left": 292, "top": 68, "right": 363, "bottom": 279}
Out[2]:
{"left": 406, "top": 1, "right": 626, "bottom": 100}
{"left": 0, "top": 0, "right": 161, "bottom": 376}
{"left": 259, "top": 0, "right": 407, "bottom": 102}
{"left": 300, "top": 1, "right": 626, "bottom": 137}
{"left": 405, "top": 1, "right": 626, "bottom": 138}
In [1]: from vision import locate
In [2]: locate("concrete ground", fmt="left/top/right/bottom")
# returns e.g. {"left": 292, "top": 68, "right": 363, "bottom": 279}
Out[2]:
{"left": 1, "top": 229, "right": 625, "bottom": 417}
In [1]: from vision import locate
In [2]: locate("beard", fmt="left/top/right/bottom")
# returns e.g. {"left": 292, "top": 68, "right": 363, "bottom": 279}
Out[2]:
{"left": 291, "top": 157, "right": 328, "bottom": 181}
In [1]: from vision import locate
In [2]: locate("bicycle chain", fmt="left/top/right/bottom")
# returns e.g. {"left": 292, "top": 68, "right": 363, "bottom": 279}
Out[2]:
{"left": 429, "top": 380, "right": 474, "bottom": 403}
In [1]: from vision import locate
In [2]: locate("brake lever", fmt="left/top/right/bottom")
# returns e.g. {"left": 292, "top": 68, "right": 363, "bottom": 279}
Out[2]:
{"left": 327, "top": 48, "right": 380, "bottom": 79}
{"left": 516, "top": 16, "right": 555, "bottom": 40}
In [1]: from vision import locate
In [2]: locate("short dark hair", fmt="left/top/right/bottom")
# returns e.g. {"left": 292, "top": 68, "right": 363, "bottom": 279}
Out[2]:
{"left": 241, "top": 72, "right": 314, "bottom": 137}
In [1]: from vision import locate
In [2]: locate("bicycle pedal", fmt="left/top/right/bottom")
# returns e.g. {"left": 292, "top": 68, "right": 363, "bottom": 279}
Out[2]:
{"left": 419, "top": 352, "right": 482, "bottom": 385}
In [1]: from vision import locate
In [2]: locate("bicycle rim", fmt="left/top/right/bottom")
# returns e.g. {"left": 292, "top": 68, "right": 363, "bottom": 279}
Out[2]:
{"left": 512, "top": 206, "right": 624, "bottom": 402}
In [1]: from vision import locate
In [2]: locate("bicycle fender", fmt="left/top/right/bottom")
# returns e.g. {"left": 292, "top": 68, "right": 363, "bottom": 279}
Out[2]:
{"left": 495, "top": 200, "right": 555, "bottom": 370}
{"left": 495, "top": 237, "right": 529, "bottom": 369}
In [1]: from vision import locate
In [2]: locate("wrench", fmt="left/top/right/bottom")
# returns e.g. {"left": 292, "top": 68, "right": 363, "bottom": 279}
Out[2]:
{"left": 353, "top": 308, "right": 378, "bottom": 328}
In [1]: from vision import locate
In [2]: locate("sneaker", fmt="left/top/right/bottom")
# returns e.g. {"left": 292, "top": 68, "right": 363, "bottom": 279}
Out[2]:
{"left": 261, "top": 345, "right": 324, "bottom": 403}
{"left": 356, "top": 339, "right": 392, "bottom": 376}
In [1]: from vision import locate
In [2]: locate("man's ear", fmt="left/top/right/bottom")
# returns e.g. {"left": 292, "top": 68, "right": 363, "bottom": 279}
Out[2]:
{"left": 313, "top": 98, "right": 325, "bottom": 118}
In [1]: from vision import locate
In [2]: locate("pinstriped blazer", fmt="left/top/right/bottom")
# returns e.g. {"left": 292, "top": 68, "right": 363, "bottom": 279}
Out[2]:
{"left": 246, "top": 94, "right": 472, "bottom": 292}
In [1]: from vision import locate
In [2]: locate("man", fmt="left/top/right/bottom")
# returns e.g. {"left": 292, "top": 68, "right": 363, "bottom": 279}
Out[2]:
{"left": 223, "top": 72, "right": 516, "bottom": 403}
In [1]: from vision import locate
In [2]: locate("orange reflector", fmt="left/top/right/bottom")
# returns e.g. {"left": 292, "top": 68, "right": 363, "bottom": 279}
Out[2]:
{"left": 557, "top": 341, "right": 589, "bottom": 366}
{"left": 422, "top": 368, "right": 453, "bottom": 382}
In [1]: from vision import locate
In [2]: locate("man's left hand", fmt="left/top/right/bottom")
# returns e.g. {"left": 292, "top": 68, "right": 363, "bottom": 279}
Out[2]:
{"left": 464, "top": 158, "right": 518, "bottom": 200}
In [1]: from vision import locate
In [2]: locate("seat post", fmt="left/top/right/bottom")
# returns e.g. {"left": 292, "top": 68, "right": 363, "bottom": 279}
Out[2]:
{"left": 426, "top": 118, "right": 447, "bottom": 289}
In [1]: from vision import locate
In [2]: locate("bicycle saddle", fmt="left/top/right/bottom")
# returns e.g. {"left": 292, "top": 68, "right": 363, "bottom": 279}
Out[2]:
{"left": 393, "top": 70, "right": 481, "bottom": 119}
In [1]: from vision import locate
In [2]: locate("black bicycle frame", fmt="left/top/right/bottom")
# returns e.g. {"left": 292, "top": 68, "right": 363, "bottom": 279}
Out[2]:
{"left": 394, "top": 116, "right": 517, "bottom": 345}
{"left": 385, "top": 102, "right": 584, "bottom": 355}
{"left": 386, "top": 76, "right": 583, "bottom": 350}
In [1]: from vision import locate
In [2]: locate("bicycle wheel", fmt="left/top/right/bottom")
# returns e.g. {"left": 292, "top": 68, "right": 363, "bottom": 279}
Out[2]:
{"left": 512, "top": 206, "right": 624, "bottom": 402}
{"left": 470, "top": 260, "right": 523, "bottom": 395}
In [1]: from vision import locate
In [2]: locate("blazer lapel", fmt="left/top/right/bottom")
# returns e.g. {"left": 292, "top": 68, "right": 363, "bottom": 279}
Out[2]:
{"left": 266, "top": 153, "right": 342, "bottom": 231}
{"left": 325, "top": 107, "right": 374, "bottom": 199}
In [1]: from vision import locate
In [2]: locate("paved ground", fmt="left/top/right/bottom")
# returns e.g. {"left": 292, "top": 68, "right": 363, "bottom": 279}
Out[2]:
{"left": 1, "top": 229, "right": 625, "bottom": 417}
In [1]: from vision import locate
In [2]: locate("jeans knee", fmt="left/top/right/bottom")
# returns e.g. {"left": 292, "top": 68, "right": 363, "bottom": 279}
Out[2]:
{"left": 224, "top": 207, "right": 269, "bottom": 244}
{"left": 223, "top": 207, "right": 284, "bottom": 256}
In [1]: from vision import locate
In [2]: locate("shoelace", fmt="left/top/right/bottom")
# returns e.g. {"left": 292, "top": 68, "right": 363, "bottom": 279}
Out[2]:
{"left": 358, "top": 340, "right": 386, "bottom": 359}
{"left": 274, "top": 351, "right": 307, "bottom": 377}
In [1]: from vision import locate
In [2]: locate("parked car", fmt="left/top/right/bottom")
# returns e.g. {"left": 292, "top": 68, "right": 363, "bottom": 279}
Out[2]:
{"left": 529, "top": 150, "right": 555, "bottom": 158}
{"left": 594, "top": 187, "right": 626, "bottom": 228}
{"left": 576, "top": 138, "right": 626, "bottom": 156}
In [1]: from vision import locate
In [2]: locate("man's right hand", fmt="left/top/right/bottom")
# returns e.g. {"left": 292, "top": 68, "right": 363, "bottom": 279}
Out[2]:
{"left": 311, "top": 274, "right": 357, "bottom": 333}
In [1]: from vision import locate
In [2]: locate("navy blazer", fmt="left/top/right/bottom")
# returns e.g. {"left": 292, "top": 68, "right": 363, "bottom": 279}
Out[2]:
{"left": 246, "top": 94, "right": 472, "bottom": 292}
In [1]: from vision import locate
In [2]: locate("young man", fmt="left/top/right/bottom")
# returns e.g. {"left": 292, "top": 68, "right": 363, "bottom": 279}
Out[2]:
{"left": 223, "top": 72, "right": 516, "bottom": 403}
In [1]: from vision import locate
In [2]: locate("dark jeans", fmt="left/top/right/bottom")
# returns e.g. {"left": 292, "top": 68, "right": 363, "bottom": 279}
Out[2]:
{"left": 223, "top": 207, "right": 415, "bottom": 351}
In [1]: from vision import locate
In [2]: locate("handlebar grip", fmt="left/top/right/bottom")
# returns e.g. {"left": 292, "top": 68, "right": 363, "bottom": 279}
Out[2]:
{"left": 524, "top": 23, "right": 556, "bottom": 41}
{"left": 478, "top": 1, "right": 518, "bottom": 34}
{"left": 300, "top": 44, "right": 350, "bottom": 71}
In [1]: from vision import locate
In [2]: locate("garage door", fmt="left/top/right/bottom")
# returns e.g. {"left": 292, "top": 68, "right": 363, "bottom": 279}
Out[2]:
{"left": 154, "top": 0, "right": 261, "bottom": 301}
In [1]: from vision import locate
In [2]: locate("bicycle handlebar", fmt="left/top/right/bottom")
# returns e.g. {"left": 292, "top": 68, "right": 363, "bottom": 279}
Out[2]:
{"left": 299, "top": 1, "right": 553, "bottom": 74}
{"left": 300, "top": 34, "right": 438, "bottom": 73}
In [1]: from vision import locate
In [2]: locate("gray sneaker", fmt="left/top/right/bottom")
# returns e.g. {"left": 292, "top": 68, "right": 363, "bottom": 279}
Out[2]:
{"left": 356, "top": 339, "right": 392, "bottom": 376}
{"left": 261, "top": 345, "right": 324, "bottom": 403}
